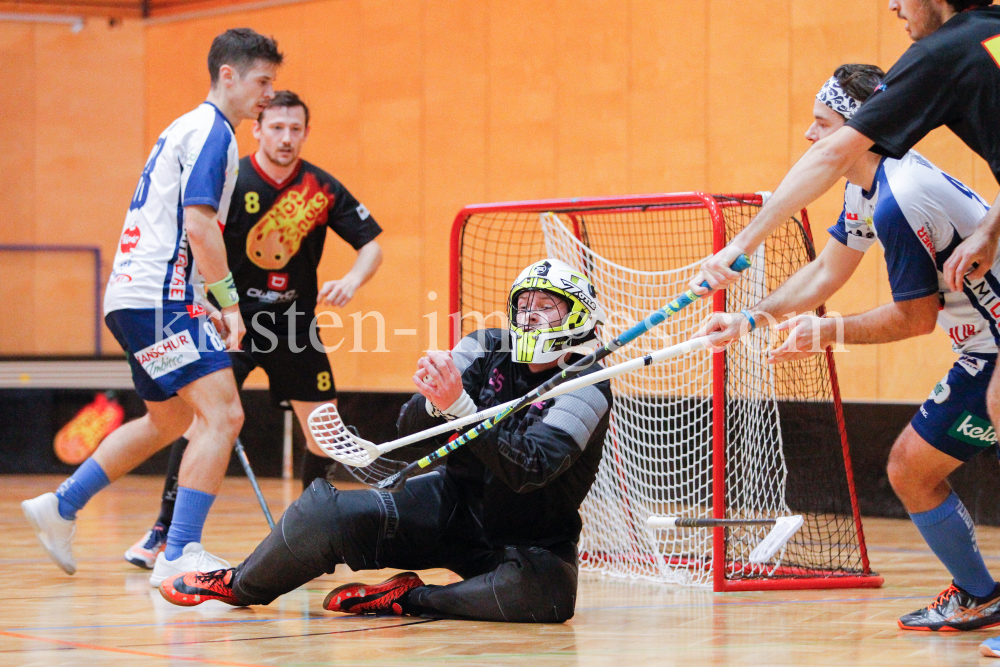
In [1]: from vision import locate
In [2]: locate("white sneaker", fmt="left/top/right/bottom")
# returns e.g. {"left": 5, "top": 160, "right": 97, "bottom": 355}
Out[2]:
{"left": 22, "top": 493, "right": 77, "bottom": 575}
{"left": 149, "top": 542, "right": 231, "bottom": 587}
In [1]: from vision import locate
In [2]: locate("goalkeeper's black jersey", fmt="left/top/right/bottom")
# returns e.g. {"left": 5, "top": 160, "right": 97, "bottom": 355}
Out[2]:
{"left": 396, "top": 328, "right": 612, "bottom": 548}
{"left": 224, "top": 155, "right": 382, "bottom": 337}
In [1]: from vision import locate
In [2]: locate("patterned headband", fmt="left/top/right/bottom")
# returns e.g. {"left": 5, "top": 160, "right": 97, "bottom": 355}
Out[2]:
{"left": 816, "top": 76, "right": 861, "bottom": 120}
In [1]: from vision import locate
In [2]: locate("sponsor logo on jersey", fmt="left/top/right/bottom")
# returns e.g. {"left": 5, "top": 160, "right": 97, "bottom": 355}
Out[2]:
{"left": 916, "top": 226, "right": 936, "bottom": 260}
{"left": 967, "top": 277, "right": 1000, "bottom": 323}
{"left": 845, "top": 213, "right": 875, "bottom": 240}
{"left": 134, "top": 331, "right": 201, "bottom": 380}
{"left": 958, "top": 354, "right": 988, "bottom": 376}
{"left": 246, "top": 287, "right": 298, "bottom": 304}
{"left": 356, "top": 203, "right": 370, "bottom": 220}
{"left": 267, "top": 272, "right": 289, "bottom": 290}
{"left": 168, "top": 230, "right": 190, "bottom": 301}
{"left": 186, "top": 304, "right": 207, "bottom": 318}
{"left": 120, "top": 224, "right": 140, "bottom": 254}
{"left": 947, "top": 411, "right": 996, "bottom": 447}
{"left": 111, "top": 274, "right": 132, "bottom": 283}
{"left": 929, "top": 379, "right": 951, "bottom": 404}
{"left": 950, "top": 324, "right": 979, "bottom": 347}
{"left": 982, "top": 34, "right": 1000, "bottom": 69}
{"left": 246, "top": 171, "right": 333, "bottom": 270}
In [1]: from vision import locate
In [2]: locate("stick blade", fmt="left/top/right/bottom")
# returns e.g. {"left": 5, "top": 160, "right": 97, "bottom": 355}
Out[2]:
{"left": 307, "top": 403, "right": 381, "bottom": 467}
{"left": 749, "top": 515, "right": 804, "bottom": 564}
{"left": 645, "top": 516, "right": 678, "bottom": 530}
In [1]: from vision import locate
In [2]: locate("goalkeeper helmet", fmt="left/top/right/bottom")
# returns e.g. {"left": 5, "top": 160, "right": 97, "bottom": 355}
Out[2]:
{"left": 508, "top": 259, "right": 606, "bottom": 364}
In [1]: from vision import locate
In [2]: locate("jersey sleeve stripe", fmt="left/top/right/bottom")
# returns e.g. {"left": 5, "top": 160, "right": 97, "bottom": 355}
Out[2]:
{"left": 873, "top": 173, "right": 940, "bottom": 302}
{"left": 182, "top": 109, "right": 233, "bottom": 211}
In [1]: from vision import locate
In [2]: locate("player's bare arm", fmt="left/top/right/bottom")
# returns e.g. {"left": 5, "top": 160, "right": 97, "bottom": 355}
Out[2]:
{"left": 185, "top": 203, "right": 245, "bottom": 349}
{"left": 768, "top": 294, "right": 938, "bottom": 364}
{"left": 943, "top": 193, "right": 1000, "bottom": 291}
{"left": 318, "top": 239, "right": 383, "bottom": 307}
{"left": 690, "top": 127, "right": 874, "bottom": 293}
{"left": 695, "top": 240, "right": 864, "bottom": 350}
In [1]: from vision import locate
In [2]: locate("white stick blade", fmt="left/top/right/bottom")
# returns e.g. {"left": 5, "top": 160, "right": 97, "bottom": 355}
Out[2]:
{"left": 645, "top": 516, "right": 678, "bottom": 530}
{"left": 307, "top": 403, "right": 380, "bottom": 467}
{"left": 749, "top": 515, "right": 804, "bottom": 564}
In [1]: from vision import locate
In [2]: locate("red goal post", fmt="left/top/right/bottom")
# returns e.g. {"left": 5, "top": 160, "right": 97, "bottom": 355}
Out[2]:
{"left": 448, "top": 192, "right": 883, "bottom": 591}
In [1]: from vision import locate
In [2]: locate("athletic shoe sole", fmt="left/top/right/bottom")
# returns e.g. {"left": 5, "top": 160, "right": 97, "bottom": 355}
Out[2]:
{"left": 159, "top": 573, "right": 241, "bottom": 607}
{"left": 898, "top": 618, "right": 1000, "bottom": 632}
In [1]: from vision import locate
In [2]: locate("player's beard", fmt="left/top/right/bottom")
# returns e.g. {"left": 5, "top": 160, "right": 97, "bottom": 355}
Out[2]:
{"left": 262, "top": 144, "right": 299, "bottom": 168}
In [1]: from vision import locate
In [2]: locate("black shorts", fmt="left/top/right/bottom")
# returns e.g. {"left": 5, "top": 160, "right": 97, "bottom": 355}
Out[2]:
{"left": 230, "top": 332, "right": 336, "bottom": 407}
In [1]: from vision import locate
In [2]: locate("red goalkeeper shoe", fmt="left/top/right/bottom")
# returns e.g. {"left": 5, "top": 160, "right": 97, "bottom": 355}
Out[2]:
{"left": 323, "top": 572, "right": 424, "bottom": 616}
{"left": 159, "top": 568, "right": 242, "bottom": 607}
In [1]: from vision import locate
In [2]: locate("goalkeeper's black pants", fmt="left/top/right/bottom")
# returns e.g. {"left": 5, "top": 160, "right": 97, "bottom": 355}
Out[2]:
{"left": 230, "top": 472, "right": 579, "bottom": 623}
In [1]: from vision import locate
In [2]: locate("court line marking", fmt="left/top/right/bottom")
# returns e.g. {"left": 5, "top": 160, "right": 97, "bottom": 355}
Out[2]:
{"left": 0, "top": 630, "right": 270, "bottom": 667}
{"left": 125, "top": 618, "right": 440, "bottom": 647}
{"left": 575, "top": 594, "right": 929, "bottom": 611}
{"left": 6, "top": 594, "right": 930, "bottom": 634}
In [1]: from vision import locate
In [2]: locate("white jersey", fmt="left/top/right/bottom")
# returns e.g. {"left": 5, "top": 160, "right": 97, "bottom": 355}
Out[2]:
{"left": 829, "top": 150, "right": 1000, "bottom": 355}
{"left": 104, "top": 103, "right": 239, "bottom": 313}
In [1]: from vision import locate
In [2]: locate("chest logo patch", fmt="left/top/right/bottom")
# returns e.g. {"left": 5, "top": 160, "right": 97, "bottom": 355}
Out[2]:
{"left": 246, "top": 172, "right": 334, "bottom": 270}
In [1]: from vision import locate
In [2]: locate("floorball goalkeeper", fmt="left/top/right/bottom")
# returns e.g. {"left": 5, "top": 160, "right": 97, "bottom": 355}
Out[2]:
{"left": 157, "top": 259, "right": 612, "bottom": 623}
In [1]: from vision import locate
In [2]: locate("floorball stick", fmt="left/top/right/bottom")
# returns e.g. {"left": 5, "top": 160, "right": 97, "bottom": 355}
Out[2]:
{"left": 234, "top": 438, "right": 275, "bottom": 529}
{"left": 646, "top": 515, "right": 805, "bottom": 564}
{"left": 314, "top": 253, "right": 751, "bottom": 490}
{"left": 310, "top": 335, "right": 712, "bottom": 467}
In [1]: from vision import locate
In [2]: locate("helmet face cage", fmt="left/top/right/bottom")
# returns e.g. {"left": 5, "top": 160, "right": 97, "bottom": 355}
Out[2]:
{"left": 507, "top": 260, "right": 605, "bottom": 365}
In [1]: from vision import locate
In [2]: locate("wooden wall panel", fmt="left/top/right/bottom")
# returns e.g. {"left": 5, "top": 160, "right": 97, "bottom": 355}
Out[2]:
{"left": 554, "top": 0, "right": 628, "bottom": 197}
{"left": 486, "top": 0, "right": 557, "bottom": 201}
{"left": 422, "top": 0, "right": 487, "bottom": 349}
{"left": 7, "top": 0, "right": 996, "bottom": 401}
{"left": 627, "top": 2, "right": 708, "bottom": 192}
{"left": 0, "top": 24, "right": 38, "bottom": 353}
{"left": 0, "top": 21, "right": 144, "bottom": 357}
{"left": 707, "top": 0, "right": 790, "bottom": 191}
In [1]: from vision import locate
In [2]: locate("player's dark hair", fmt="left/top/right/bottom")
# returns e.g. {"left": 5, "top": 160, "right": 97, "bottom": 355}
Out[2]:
{"left": 833, "top": 64, "right": 885, "bottom": 104}
{"left": 258, "top": 90, "right": 310, "bottom": 127}
{"left": 208, "top": 28, "right": 283, "bottom": 85}
{"left": 948, "top": 0, "right": 993, "bottom": 11}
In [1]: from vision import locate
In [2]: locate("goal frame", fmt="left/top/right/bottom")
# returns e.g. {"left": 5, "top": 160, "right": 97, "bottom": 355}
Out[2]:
{"left": 448, "top": 192, "right": 883, "bottom": 592}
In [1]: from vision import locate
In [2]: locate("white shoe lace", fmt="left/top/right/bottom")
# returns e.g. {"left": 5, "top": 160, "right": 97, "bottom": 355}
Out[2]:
{"left": 194, "top": 549, "right": 231, "bottom": 572}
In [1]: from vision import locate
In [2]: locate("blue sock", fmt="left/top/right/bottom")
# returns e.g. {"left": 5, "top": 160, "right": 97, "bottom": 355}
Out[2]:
{"left": 910, "top": 491, "right": 996, "bottom": 599}
{"left": 164, "top": 487, "right": 216, "bottom": 561}
{"left": 55, "top": 459, "right": 111, "bottom": 520}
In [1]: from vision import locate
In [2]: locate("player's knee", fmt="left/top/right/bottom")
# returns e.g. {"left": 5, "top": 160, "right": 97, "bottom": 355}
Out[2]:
{"left": 218, "top": 401, "right": 244, "bottom": 441}
{"left": 503, "top": 546, "right": 578, "bottom": 623}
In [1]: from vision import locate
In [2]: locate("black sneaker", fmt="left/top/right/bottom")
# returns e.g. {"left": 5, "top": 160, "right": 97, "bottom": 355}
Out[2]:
{"left": 898, "top": 582, "right": 1000, "bottom": 631}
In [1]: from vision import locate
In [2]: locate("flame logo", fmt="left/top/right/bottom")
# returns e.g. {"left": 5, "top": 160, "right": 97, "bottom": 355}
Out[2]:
{"left": 246, "top": 172, "right": 334, "bottom": 269}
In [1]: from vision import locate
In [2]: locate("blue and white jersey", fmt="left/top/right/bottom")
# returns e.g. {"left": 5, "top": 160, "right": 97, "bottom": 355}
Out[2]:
{"left": 829, "top": 150, "right": 1000, "bottom": 355}
{"left": 104, "top": 103, "right": 239, "bottom": 313}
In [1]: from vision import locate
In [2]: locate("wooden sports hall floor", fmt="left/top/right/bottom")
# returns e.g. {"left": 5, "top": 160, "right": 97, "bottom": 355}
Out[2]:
{"left": 3, "top": 476, "right": 999, "bottom": 666}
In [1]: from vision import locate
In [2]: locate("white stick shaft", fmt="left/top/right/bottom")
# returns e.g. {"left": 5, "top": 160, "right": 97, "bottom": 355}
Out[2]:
{"left": 373, "top": 336, "right": 710, "bottom": 456}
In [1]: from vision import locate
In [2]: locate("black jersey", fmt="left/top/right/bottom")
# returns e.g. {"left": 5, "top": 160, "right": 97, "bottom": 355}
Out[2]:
{"left": 396, "top": 329, "right": 612, "bottom": 548}
{"left": 225, "top": 154, "right": 382, "bottom": 336}
{"left": 847, "top": 6, "right": 1000, "bottom": 184}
